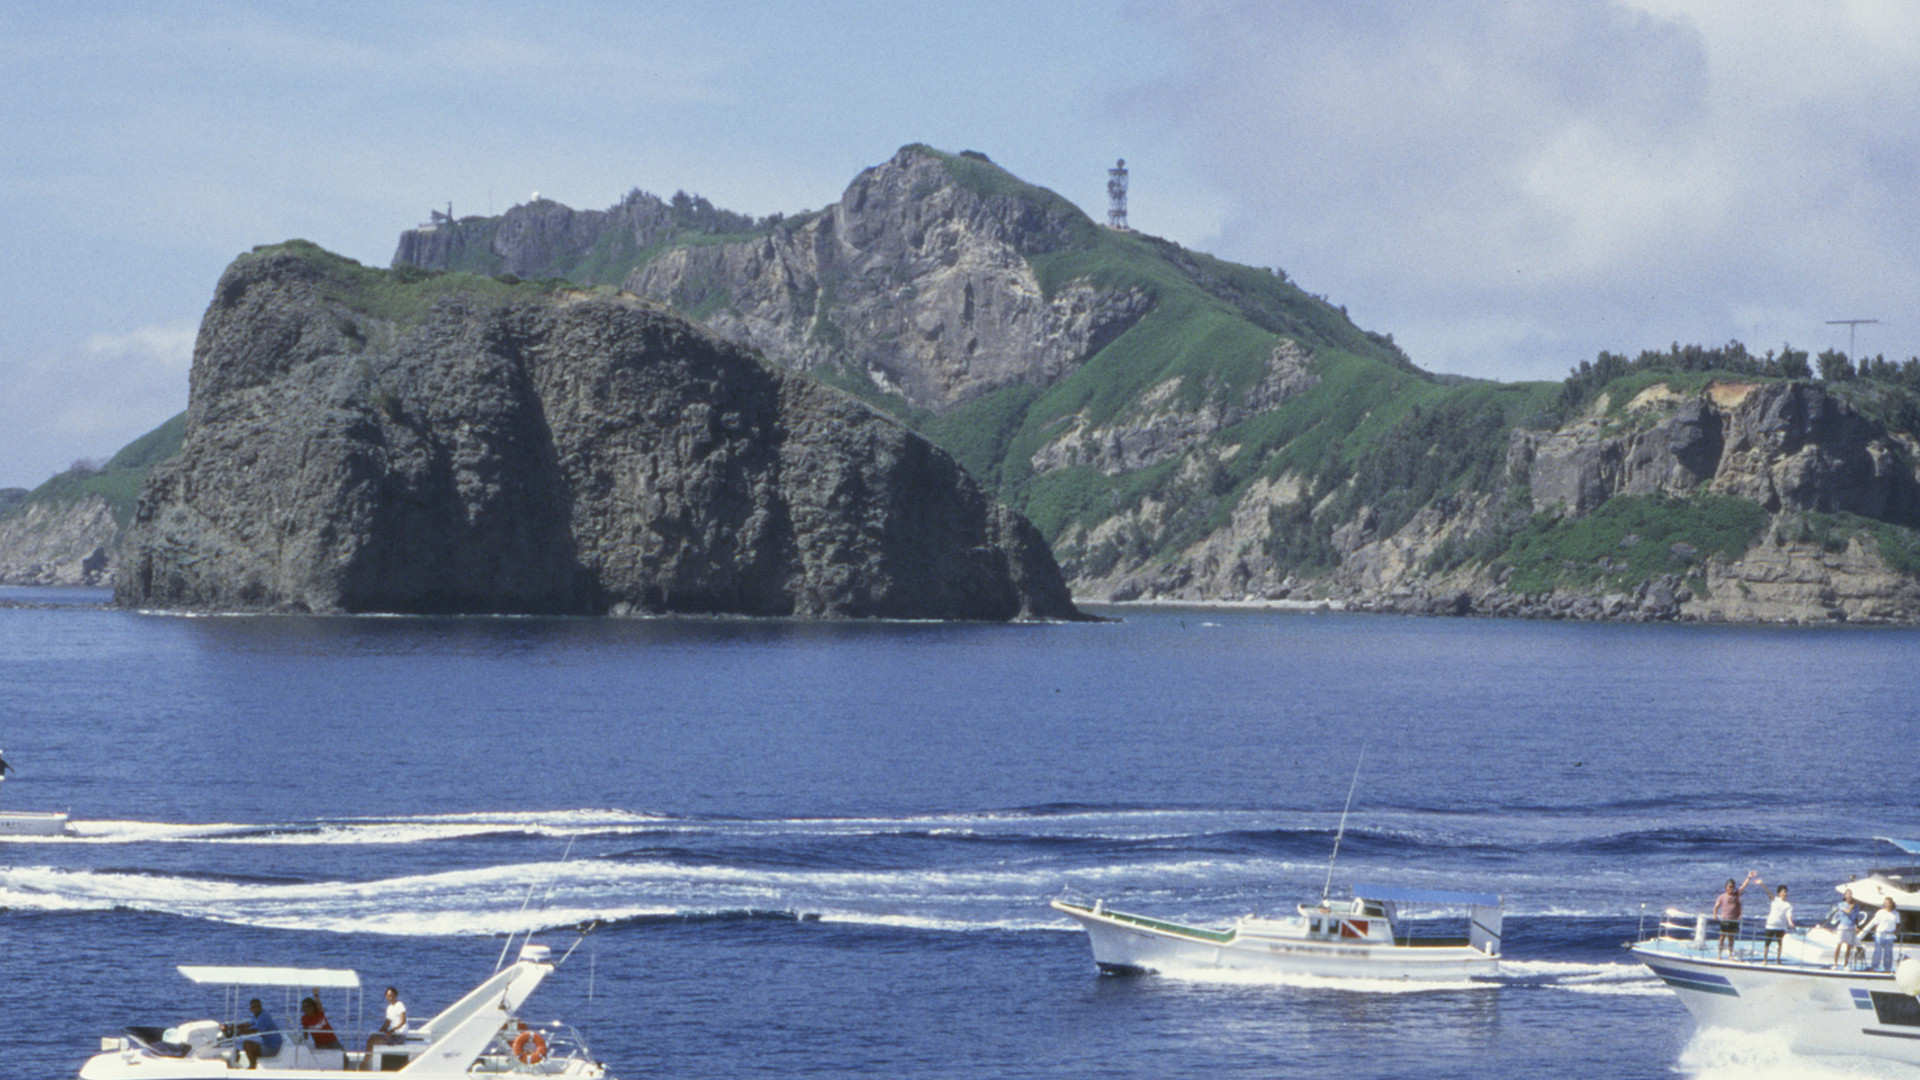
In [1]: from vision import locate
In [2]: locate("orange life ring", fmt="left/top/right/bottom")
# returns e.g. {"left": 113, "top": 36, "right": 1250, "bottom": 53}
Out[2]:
{"left": 512, "top": 1029, "right": 548, "bottom": 1065}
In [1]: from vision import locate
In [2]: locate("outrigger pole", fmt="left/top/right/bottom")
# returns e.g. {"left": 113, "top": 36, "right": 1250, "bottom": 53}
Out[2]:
{"left": 1321, "top": 747, "right": 1365, "bottom": 905}
{"left": 496, "top": 836, "right": 579, "bottom": 971}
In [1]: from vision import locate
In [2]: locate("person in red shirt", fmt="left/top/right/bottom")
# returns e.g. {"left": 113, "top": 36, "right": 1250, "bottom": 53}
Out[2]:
{"left": 301, "top": 994, "right": 341, "bottom": 1052}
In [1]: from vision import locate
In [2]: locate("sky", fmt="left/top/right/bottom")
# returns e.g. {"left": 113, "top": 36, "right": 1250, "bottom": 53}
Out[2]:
{"left": 2, "top": 1, "right": 1916, "bottom": 489}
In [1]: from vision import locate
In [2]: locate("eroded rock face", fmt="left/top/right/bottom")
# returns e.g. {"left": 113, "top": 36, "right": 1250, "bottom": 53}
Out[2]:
{"left": 624, "top": 149, "right": 1150, "bottom": 411}
{"left": 1522, "top": 381, "right": 1920, "bottom": 523}
{"left": 398, "top": 148, "right": 1150, "bottom": 415}
{"left": 0, "top": 495, "right": 117, "bottom": 586}
{"left": 117, "top": 250, "right": 1081, "bottom": 620}
{"left": 1030, "top": 341, "right": 1318, "bottom": 476}
{"left": 1071, "top": 378, "right": 1920, "bottom": 623}
{"left": 393, "top": 194, "right": 678, "bottom": 279}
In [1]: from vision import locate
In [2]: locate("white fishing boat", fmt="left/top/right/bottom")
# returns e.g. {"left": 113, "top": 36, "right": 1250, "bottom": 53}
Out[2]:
{"left": 1629, "top": 838, "right": 1920, "bottom": 1064}
{"left": 1051, "top": 884, "right": 1503, "bottom": 980}
{"left": 76, "top": 942, "right": 610, "bottom": 1078}
{"left": 1053, "top": 752, "right": 1500, "bottom": 981}
{"left": 0, "top": 751, "right": 70, "bottom": 835}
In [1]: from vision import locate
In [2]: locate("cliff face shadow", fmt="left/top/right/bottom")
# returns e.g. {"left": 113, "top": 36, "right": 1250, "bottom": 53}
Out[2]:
{"left": 119, "top": 248, "right": 1080, "bottom": 622}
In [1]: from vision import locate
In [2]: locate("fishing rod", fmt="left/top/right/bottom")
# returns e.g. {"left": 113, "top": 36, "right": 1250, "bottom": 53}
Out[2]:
{"left": 1321, "top": 747, "right": 1365, "bottom": 905}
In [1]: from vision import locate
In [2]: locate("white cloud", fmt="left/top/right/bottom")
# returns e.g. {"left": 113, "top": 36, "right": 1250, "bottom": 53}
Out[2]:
{"left": 1139, "top": 0, "right": 1920, "bottom": 379}
{"left": 0, "top": 323, "right": 194, "bottom": 487}
{"left": 84, "top": 324, "right": 196, "bottom": 375}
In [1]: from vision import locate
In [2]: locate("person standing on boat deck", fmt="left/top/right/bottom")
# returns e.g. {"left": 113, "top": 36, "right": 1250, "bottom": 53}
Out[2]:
{"left": 1759, "top": 884, "right": 1794, "bottom": 962}
{"left": 1830, "top": 890, "right": 1864, "bottom": 968}
{"left": 1865, "top": 898, "right": 1901, "bottom": 972}
{"left": 233, "top": 997, "right": 281, "bottom": 1068}
{"left": 1712, "top": 871, "right": 1757, "bottom": 957}
{"left": 362, "top": 986, "right": 407, "bottom": 1069}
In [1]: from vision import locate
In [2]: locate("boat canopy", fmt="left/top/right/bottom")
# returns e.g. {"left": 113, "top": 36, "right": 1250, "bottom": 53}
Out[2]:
{"left": 177, "top": 965, "right": 360, "bottom": 988}
{"left": 1351, "top": 884, "right": 1500, "bottom": 907}
{"left": 1875, "top": 837, "right": 1920, "bottom": 854}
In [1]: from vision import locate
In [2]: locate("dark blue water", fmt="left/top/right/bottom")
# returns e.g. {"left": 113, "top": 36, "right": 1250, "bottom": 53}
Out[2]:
{"left": 3, "top": 588, "right": 1916, "bottom": 1079}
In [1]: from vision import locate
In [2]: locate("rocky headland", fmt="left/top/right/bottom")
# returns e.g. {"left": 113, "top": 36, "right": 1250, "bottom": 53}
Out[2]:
{"left": 116, "top": 243, "right": 1082, "bottom": 620}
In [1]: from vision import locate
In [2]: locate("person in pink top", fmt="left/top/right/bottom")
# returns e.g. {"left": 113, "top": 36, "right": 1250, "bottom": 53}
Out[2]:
{"left": 1712, "top": 870, "right": 1758, "bottom": 958}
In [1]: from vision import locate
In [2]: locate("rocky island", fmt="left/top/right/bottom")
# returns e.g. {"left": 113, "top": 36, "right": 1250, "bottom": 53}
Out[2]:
{"left": 115, "top": 242, "right": 1082, "bottom": 620}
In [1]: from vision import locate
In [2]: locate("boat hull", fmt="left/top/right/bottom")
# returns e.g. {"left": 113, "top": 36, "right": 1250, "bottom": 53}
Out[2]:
{"left": 1631, "top": 942, "right": 1920, "bottom": 1064}
{"left": 0, "top": 810, "right": 70, "bottom": 836}
{"left": 78, "top": 1055, "right": 606, "bottom": 1079}
{"left": 1052, "top": 900, "right": 1497, "bottom": 981}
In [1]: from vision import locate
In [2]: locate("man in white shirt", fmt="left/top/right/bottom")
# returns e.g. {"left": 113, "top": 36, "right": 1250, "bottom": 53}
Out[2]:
{"left": 1762, "top": 885, "right": 1793, "bottom": 962}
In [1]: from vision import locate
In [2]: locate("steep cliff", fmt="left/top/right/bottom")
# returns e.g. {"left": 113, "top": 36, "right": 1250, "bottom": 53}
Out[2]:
{"left": 118, "top": 243, "right": 1081, "bottom": 620}
{"left": 1298, "top": 377, "right": 1920, "bottom": 623}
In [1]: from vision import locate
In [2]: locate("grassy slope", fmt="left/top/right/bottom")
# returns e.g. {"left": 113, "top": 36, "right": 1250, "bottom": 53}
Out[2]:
{"left": 11, "top": 412, "right": 187, "bottom": 529}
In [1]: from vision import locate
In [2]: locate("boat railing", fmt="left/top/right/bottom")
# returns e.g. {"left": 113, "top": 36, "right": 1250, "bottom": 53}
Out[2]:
{"left": 470, "top": 1020, "right": 597, "bottom": 1074}
{"left": 1636, "top": 904, "right": 1880, "bottom": 966}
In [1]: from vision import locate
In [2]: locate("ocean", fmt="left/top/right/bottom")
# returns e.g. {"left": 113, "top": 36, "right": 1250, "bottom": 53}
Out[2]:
{"left": 2, "top": 586, "right": 1915, "bottom": 1079}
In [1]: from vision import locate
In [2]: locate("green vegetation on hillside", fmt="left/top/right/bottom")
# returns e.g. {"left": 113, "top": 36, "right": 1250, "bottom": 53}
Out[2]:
{"left": 106, "top": 412, "right": 187, "bottom": 472}
{"left": 1777, "top": 511, "right": 1920, "bottom": 577}
{"left": 13, "top": 413, "right": 187, "bottom": 528}
{"left": 246, "top": 240, "right": 596, "bottom": 324}
{"left": 1492, "top": 494, "right": 1767, "bottom": 595}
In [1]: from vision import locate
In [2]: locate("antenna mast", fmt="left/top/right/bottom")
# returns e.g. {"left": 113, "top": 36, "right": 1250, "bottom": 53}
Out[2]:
{"left": 1825, "top": 318, "right": 1879, "bottom": 357}
{"left": 1107, "top": 159, "right": 1130, "bottom": 231}
{"left": 1321, "top": 748, "right": 1365, "bottom": 904}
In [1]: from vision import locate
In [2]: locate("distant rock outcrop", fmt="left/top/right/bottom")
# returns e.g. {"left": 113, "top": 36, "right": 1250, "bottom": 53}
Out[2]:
{"left": 118, "top": 245, "right": 1082, "bottom": 620}
{"left": 0, "top": 495, "right": 116, "bottom": 586}
{"left": 624, "top": 148, "right": 1150, "bottom": 411}
{"left": 1519, "top": 381, "right": 1920, "bottom": 522}
{"left": 397, "top": 147, "right": 1154, "bottom": 414}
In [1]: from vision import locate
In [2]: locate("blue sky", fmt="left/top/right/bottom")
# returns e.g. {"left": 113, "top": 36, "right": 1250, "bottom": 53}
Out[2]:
{"left": 3, "top": 1, "right": 1916, "bottom": 488}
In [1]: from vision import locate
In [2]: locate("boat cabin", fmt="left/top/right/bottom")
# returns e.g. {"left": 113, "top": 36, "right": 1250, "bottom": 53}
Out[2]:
{"left": 1283, "top": 898, "right": 1398, "bottom": 943}
{"left": 97, "top": 965, "right": 365, "bottom": 1072}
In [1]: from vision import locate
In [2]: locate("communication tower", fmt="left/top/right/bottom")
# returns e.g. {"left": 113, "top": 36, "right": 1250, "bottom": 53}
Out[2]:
{"left": 1107, "top": 159, "right": 1130, "bottom": 231}
{"left": 1825, "top": 317, "right": 1879, "bottom": 357}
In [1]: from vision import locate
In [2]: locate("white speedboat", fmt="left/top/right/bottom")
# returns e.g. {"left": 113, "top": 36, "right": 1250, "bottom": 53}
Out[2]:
{"left": 1629, "top": 838, "right": 1920, "bottom": 1064}
{"left": 1051, "top": 884, "right": 1503, "bottom": 981}
{"left": 77, "top": 942, "right": 610, "bottom": 1078}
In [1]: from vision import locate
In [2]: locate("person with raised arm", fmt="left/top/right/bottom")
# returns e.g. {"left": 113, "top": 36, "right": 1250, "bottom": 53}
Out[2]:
{"left": 1712, "top": 871, "right": 1758, "bottom": 958}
